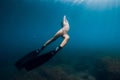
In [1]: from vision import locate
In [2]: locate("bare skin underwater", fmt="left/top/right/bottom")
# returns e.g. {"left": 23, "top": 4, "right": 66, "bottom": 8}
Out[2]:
{"left": 38, "top": 15, "right": 70, "bottom": 53}
{"left": 15, "top": 15, "right": 70, "bottom": 71}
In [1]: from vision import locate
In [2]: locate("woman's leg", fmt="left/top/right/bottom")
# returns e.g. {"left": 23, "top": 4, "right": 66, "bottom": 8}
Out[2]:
{"left": 53, "top": 33, "right": 69, "bottom": 53}
{"left": 43, "top": 29, "right": 63, "bottom": 47}
{"left": 60, "top": 34, "right": 70, "bottom": 47}
{"left": 37, "top": 29, "right": 63, "bottom": 53}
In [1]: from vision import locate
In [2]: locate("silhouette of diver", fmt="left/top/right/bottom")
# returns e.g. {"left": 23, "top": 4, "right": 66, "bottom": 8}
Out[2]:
{"left": 15, "top": 15, "right": 70, "bottom": 71}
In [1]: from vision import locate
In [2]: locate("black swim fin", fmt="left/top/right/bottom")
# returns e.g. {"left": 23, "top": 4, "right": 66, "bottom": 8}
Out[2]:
{"left": 24, "top": 50, "right": 57, "bottom": 71}
{"left": 15, "top": 49, "right": 41, "bottom": 70}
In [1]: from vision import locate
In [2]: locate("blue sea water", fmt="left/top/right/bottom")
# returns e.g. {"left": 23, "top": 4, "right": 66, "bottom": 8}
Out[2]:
{"left": 1, "top": 0, "right": 120, "bottom": 80}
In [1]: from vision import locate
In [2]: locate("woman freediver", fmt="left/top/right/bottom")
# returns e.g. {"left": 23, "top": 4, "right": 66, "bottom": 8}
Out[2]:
{"left": 15, "top": 15, "right": 70, "bottom": 71}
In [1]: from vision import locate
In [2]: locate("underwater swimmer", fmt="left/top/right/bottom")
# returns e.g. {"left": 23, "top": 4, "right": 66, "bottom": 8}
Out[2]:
{"left": 15, "top": 15, "right": 70, "bottom": 70}
{"left": 38, "top": 15, "right": 70, "bottom": 53}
